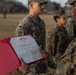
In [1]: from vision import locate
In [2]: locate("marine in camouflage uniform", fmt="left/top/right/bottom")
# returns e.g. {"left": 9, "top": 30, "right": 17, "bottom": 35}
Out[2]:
{"left": 47, "top": 24, "right": 69, "bottom": 59}
{"left": 15, "top": 13, "right": 56, "bottom": 75}
{"left": 15, "top": 0, "right": 55, "bottom": 75}
{"left": 15, "top": 12, "right": 50, "bottom": 75}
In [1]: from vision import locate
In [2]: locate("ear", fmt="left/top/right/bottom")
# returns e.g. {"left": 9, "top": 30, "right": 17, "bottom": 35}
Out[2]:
{"left": 29, "top": 2, "right": 33, "bottom": 9}
{"left": 57, "top": 18, "right": 60, "bottom": 22}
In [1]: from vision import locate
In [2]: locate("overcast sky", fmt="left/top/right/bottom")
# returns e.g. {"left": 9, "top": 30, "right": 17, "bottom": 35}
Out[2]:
{"left": 17, "top": 0, "right": 68, "bottom": 7}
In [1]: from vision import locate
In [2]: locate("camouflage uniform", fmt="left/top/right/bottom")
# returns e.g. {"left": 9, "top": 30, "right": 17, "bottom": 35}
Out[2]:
{"left": 15, "top": 14, "right": 46, "bottom": 50}
{"left": 47, "top": 25, "right": 69, "bottom": 59}
{"left": 15, "top": 14, "right": 55, "bottom": 74}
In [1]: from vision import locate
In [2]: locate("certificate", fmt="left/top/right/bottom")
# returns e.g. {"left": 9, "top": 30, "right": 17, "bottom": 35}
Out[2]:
{"left": 10, "top": 35, "right": 43, "bottom": 64}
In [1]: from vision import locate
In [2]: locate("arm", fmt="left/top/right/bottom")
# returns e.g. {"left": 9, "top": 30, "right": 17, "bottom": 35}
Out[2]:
{"left": 15, "top": 22, "right": 32, "bottom": 36}
{"left": 57, "top": 30, "right": 69, "bottom": 58}
{"left": 47, "top": 30, "right": 56, "bottom": 56}
{"left": 59, "top": 38, "right": 76, "bottom": 59}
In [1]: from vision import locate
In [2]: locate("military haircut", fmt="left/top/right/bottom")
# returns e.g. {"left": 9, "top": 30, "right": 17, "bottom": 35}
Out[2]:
{"left": 53, "top": 15, "right": 60, "bottom": 23}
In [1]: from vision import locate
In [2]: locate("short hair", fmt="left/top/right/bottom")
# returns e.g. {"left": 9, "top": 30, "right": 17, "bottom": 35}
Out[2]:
{"left": 53, "top": 15, "right": 60, "bottom": 23}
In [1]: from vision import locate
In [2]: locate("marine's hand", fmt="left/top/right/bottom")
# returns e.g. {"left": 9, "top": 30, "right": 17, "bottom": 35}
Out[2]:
{"left": 18, "top": 58, "right": 29, "bottom": 75}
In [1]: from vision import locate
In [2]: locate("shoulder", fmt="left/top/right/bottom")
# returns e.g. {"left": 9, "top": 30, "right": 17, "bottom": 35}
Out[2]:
{"left": 67, "top": 17, "right": 73, "bottom": 22}
{"left": 66, "top": 18, "right": 73, "bottom": 25}
{"left": 52, "top": 25, "right": 60, "bottom": 35}
{"left": 18, "top": 14, "right": 34, "bottom": 27}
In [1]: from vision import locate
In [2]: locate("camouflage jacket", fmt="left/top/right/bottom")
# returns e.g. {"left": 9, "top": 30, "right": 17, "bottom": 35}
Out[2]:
{"left": 47, "top": 25, "right": 69, "bottom": 58}
{"left": 15, "top": 14, "right": 46, "bottom": 50}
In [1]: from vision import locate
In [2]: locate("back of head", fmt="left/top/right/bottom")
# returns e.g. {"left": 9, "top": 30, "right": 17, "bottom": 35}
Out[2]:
{"left": 53, "top": 15, "right": 60, "bottom": 23}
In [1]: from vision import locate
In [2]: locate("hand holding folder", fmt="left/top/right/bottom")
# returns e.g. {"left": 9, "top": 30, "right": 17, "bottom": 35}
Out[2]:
{"left": 0, "top": 35, "right": 43, "bottom": 75}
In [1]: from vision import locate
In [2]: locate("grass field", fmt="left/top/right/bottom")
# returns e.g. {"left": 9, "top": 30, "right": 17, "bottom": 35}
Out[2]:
{"left": 0, "top": 13, "right": 56, "bottom": 75}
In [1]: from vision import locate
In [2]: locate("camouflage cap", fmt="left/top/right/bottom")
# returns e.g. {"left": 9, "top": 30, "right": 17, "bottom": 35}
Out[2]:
{"left": 28, "top": 0, "right": 48, "bottom": 4}
{"left": 65, "top": 0, "right": 76, "bottom": 5}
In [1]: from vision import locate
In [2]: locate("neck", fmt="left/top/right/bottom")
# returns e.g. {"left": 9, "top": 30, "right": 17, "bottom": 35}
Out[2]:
{"left": 57, "top": 23, "right": 63, "bottom": 27}
{"left": 29, "top": 11, "right": 39, "bottom": 19}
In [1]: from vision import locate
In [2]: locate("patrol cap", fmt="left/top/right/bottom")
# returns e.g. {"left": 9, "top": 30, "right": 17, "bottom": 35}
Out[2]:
{"left": 65, "top": 0, "right": 76, "bottom": 5}
{"left": 28, "top": 0, "right": 48, "bottom": 4}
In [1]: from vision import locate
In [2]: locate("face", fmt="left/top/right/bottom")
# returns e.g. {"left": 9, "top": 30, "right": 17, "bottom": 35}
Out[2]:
{"left": 71, "top": 2, "right": 76, "bottom": 24}
{"left": 59, "top": 17, "right": 67, "bottom": 26}
{"left": 31, "top": 2, "right": 45, "bottom": 15}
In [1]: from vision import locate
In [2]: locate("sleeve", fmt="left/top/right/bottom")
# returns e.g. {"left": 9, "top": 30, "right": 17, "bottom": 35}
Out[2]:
{"left": 15, "top": 21, "right": 33, "bottom": 36}
{"left": 15, "top": 23, "right": 24, "bottom": 36}
{"left": 42, "top": 21, "right": 46, "bottom": 50}
{"left": 47, "top": 31, "right": 56, "bottom": 56}
{"left": 63, "top": 38, "right": 76, "bottom": 56}
{"left": 57, "top": 32, "right": 63, "bottom": 53}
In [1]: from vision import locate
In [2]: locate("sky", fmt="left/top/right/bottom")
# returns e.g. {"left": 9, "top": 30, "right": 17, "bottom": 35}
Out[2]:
{"left": 17, "top": 0, "right": 68, "bottom": 7}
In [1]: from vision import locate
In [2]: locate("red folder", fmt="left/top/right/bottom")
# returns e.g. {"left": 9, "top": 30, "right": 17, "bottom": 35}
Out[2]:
{"left": 0, "top": 35, "right": 43, "bottom": 75}
{"left": 0, "top": 38, "right": 20, "bottom": 75}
